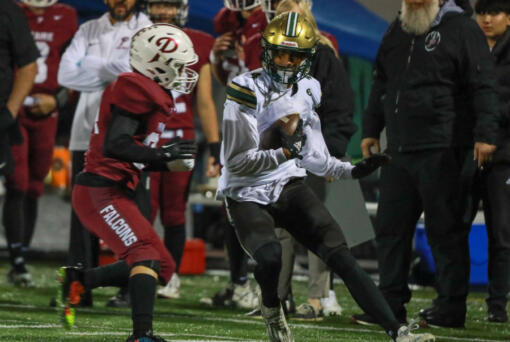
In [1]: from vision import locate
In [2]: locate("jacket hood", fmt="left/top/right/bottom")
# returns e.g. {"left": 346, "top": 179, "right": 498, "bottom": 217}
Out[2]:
{"left": 432, "top": 0, "right": 463, "bottom": 27}
{"left": 454, "top": 0, "right": 474, "bottom": 16}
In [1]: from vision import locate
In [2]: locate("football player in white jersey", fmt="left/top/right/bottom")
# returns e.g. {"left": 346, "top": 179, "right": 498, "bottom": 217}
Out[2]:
{"left": 217, "top": 12, "right": 435, "bottom": 342}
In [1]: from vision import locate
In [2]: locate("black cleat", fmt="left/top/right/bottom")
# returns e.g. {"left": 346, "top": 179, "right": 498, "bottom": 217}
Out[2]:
{"left": 419, "top": 306, "right": 465, "bottom": 329}
{"left": 488, "top": 308, "right": 508, "bottom": 323}
{"left": 125, "top": 332, "right": 167, "bottom": 342}
{"left": 106, "top": 287, "right": 130, "bottom": 308}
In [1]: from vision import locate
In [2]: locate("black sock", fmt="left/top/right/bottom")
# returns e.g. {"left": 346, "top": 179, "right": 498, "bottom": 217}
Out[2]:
{"left": 130, "top": 273, "right": 157, "bottom": 338}
{"left": 225, "top": 222, "right": 248, "bottom": 285}
{"left": 254, "top": 243, "right": 282, "bottom": 308}
{"left": 164, "top": 224, "right": 185, "bottom": 271}
{"left": 84, "top": 261, "right": 130, "bottom": 290}
{"left": 3, "top": 189, "right": 26, "bottom": 270}
{"left": 330, "top": 271, "right": 335, "bottom": 290}
{"left": 22, "top": 197, "right": 38, "bottom": 248}
{"left": 326, "top": 248, "right": 400, "bottom": 335}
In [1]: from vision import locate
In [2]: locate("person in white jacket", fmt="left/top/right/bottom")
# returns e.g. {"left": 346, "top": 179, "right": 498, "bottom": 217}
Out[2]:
{"left": 57, "top": 0, "right": 151, "bottom": 308}
{"left": 217, "top": 12, "right": 435, "bottom": 342}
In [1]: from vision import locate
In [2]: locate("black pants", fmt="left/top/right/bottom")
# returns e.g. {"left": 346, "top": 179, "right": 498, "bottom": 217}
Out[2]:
{"left": 227, "top": 179, "right": 399, "bottom": 334}
{"left": 68, "top": 151, "right": 98, "bottom": 268}
{"left": 471, "top": 163, "right": 510, "bottom": 312}
{"left": 376, "top": 148, "right": 475, "bottom": 317}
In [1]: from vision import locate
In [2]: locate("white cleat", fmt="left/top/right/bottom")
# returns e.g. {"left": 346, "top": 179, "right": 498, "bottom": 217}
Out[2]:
{"left": 320, "top": 290, "right": 343, "bottom": 316}
{"left": 394, "top": 323, "right": 435, "bottom": 342}
{"left": 157, "top": 273, "right": 180, "bottom": 299}
{"left": 261, "top": 303, "right": 294, "bottom": 342}
{"left": 232, "top": 282, "right": 259, "bottom": 310}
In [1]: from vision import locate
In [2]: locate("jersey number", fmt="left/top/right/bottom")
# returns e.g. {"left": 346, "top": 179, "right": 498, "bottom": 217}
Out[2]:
{"left": 35, "top": 41, "right": 50, "bottom": 84}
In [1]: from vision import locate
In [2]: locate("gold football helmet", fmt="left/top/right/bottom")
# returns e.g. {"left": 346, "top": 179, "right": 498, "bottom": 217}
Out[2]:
{"left": 262, "top": 12, "right": 318, "bottom": 85}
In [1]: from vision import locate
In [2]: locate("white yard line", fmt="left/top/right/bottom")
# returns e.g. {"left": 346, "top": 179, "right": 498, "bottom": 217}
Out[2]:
{"left": 0, "top": 303, "right": 506, "bottom": 342}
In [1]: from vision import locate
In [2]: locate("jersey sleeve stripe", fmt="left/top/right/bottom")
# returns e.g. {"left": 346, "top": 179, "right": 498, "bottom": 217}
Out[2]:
{"left": 229, "top": 81, "right": 256, "bottom": 98}
{"left": 226, "top": 83, "right": 257, "bottom": 109}
{"left": 226, "top": 94, "right": 257, "bottom": 109}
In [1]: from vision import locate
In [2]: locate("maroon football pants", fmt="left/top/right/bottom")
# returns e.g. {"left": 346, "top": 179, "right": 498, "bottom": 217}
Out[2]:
{"left": 7, "top": 113, "right": 58, "bottom": 198}
{"left": 72, "top": 184, "right": 175, "bottom": 284}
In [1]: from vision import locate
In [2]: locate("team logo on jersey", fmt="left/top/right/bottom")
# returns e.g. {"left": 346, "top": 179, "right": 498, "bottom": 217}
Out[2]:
{"left": 425, "top": 31, "right": 441, "bottom": 52}
{"left": 156, "top": 37, "right": 178, "bottom": 53}
{"left": 306, "top": 88, "right": 312, "bottom": 97}
{"left": 117, "top": 37, "right": 130, "bottom": 49}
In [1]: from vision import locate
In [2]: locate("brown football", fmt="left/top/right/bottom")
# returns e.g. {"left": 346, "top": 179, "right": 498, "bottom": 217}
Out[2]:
{"left": 259, "top": 113, "right": 301, "bottom": 150}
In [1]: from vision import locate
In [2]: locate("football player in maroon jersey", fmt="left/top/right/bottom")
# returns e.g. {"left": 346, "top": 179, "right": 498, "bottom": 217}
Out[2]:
{"left": 143, "top": 0, "right": 221, "bottom": 300}
{"left": 3, "top": 0, "right": 77, "bottom": 287}
{"left": 58, "top": 24, "right": 199, "bottom": 342}
{"left": 210, "top": 0, "right": 268, "bottom": 85}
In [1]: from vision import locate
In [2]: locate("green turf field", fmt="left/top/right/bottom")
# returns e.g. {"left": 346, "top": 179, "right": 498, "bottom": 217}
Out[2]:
{"left": 0, "top": 263, "right": 509, "bottom": 342}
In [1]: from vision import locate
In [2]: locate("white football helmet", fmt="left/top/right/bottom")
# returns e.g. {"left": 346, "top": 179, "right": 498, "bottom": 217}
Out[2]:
{"left": 21, "top": 0, "right": 58, "bottom": 7}
{"left": 145, "top": 0, "right": 189, "bottom": 27}
{"left": 130, "top": 24, "right": 199, "bottom": 94}
{"left": 224, "top": 0, "right": 261, "bottom": 11}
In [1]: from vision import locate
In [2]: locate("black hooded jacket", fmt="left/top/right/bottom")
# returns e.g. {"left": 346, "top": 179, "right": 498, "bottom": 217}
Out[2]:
{"left": 490, "top": 28, "right": 510, "bottom": 163}
{"left": 362, "top": 1, "right": 499, "bottom": 152}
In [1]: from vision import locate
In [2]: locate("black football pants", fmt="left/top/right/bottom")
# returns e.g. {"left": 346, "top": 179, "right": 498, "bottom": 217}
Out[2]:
{"left": 227, "top": 179, "right": 400, "bottom": 334}
{"left": 375, "top": 148, "right": 475, "bottom": 318}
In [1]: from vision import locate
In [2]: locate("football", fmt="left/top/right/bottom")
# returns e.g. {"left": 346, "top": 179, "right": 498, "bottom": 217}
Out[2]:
{"left": 259, "top": 113, "right": 301, "bottom": 150}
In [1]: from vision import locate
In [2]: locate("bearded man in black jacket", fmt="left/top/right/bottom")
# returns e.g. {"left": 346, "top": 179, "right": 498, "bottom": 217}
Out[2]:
{"left": 352, "top": 0, "right": 500, "bottom": 328}
{"left": 473, "top": 0, "right": 510, "bottom": 324}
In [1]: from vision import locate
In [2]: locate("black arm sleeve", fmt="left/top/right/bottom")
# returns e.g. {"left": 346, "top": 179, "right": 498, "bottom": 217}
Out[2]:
{"left": 311, "top": 44, "right": 356, "bottom": 158}
{"left": 103, "top": 105, "right": 165, "bottom": 165}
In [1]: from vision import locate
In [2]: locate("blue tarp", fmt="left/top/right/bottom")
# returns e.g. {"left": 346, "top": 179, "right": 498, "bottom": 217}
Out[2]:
{"left": 59, "top": 0, "right": 388, "bottom": 61}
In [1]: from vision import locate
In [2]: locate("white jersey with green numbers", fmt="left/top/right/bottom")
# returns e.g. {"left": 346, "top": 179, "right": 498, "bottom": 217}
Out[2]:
{"left": 217, "top": 69, "right": 354, "bottom": 205}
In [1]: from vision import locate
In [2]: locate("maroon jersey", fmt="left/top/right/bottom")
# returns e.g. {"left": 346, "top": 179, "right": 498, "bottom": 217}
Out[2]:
{"left": 165, "top": 28, "right": 215, "bottom": 131}
{"left": 214, "top": 8, "right": 267, "bottom": 39}
{"left": 19, "top": 3, "right": 78, "bottom": 95}
{"left": 213, "top": 8, "right": 267, "bottom": 80}
{"left": 84, "top": 73, "right": 175, "bottom": 190}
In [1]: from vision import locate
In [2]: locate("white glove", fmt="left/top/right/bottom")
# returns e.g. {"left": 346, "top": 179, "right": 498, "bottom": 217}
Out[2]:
{"left": 166, "top": 158, "right": 195, "bottom": 172}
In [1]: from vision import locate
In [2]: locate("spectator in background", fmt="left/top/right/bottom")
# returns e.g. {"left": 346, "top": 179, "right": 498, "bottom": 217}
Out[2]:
{"left": 143, "top": 0, "right": 221, "bottom": 301}
{"left": 210, "top": 0, "right": 267, "bottom": 85}
{"left": 354, "top": 0, "right": 499, "bottom": 328}
{"left": 474, "top": 0, "right": 510, "bottom": 324}
{"left": 0, "top": 0, "right": 39, "bottom": 286}
{"left": 57, "top": 0, "right": 151, "bottom": 307}
{"left": 199, "top": 0, "right": 268, "bottom": 311}
{"left": 3, "top": 0, "right": 77, "bottom": 288}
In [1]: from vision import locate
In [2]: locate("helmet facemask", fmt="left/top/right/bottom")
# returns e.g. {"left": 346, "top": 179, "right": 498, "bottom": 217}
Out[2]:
{"left": 262, "top": 40, "right": 314, "bottom": 85}
{"left": 146, "top": 0, "right": 189, "bottom": 27}
{"left": 224, "top": 0, "right": 261, "bottom": 11}
{"left": 21, "top": 0, "right": 58, "bottom": 8}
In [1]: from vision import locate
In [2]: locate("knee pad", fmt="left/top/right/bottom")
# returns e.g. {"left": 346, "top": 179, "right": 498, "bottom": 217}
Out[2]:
{"left": 253, "top": 242, "right": 282, "bottom": 272}
{"left": 131, "top": 260, "right": 161, "bottom": 275}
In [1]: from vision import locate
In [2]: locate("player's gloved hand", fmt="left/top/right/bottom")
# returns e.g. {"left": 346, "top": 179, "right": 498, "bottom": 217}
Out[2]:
{"left": 281, "top": 119, "right": 306, "bottom": 160}
{"left": 351, "top": 153, "right": 391, "bottom": 179}
{"left": 158, "top": 138, "right": 197, "bottom": 161}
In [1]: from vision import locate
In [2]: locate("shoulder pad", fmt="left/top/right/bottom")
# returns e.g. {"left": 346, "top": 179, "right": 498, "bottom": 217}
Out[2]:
{"left": 226, "top": 75, "right": 257, "bottom": 110}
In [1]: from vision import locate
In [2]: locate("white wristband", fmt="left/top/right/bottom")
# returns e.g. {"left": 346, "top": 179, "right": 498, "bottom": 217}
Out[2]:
{"left": 167, "top": 159, "right": 195, "bottom": 172}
